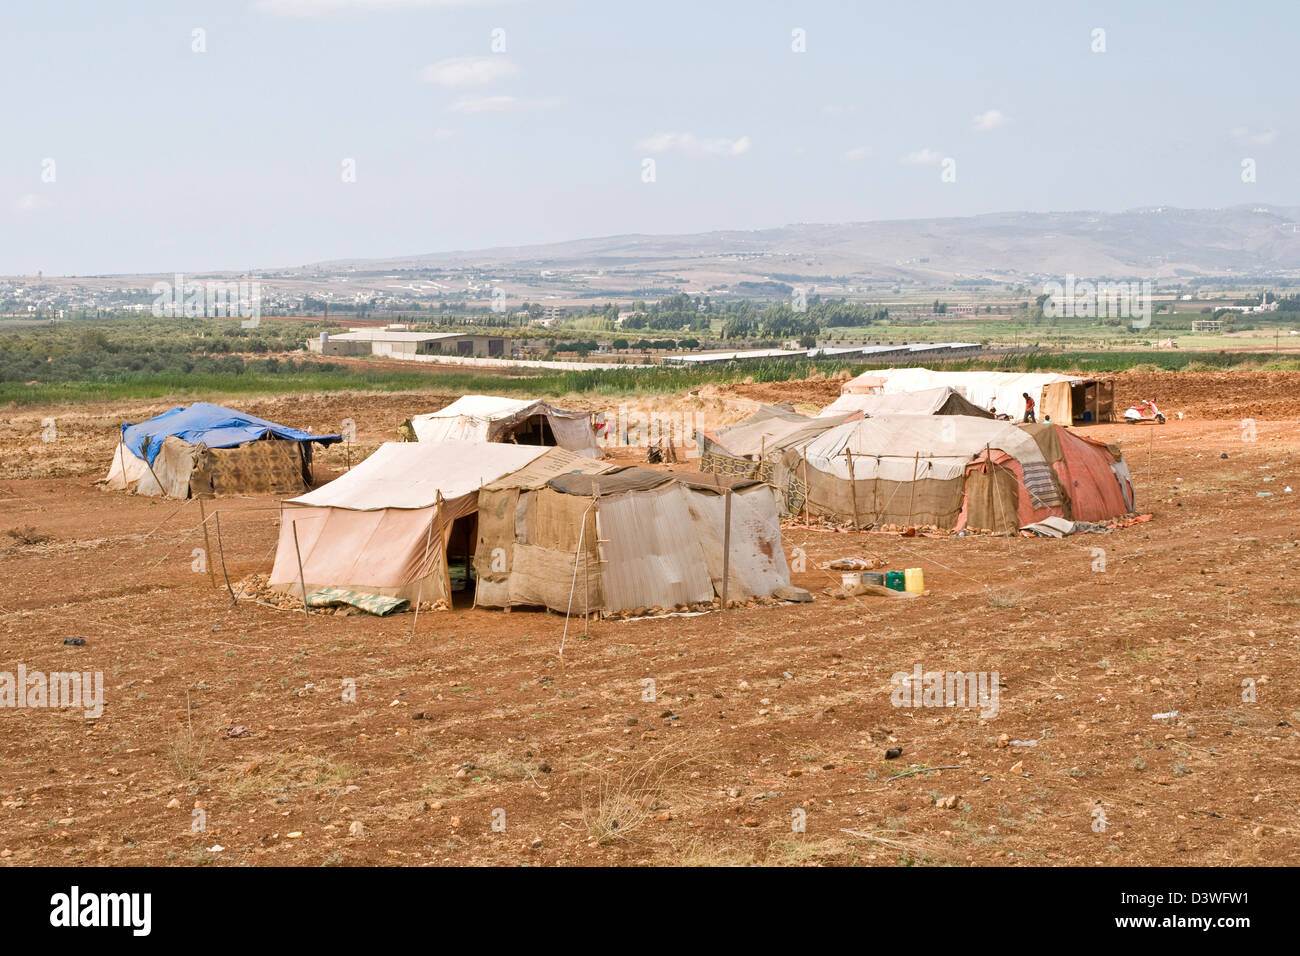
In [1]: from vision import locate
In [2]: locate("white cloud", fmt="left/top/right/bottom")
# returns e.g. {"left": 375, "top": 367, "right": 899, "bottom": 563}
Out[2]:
{"left": 255, "top": 0, "right": 500, "bottom": 16}
{"left": 1231, "top": 126, "right": 1277, "bottom": 146}
{"left": 637, "top": 132, "right": 752, "bottom": 156}
{"left": 450, "top": 95, "right": 516, "bottom": 113}
{"left": 14, "top": 194, "right": 49, "bottom": 212}
{"left": 841, "top": 145, "right": 873, "bottom": 162}
{"left": 418, "top": 56, "right": 518, "bottom": 88}
{"left": 448, "top": 94, "right": 559, "bottom": 113}
{"left": 900, "top": 147, "right": 943, "bottom": 165}
{"left": 972, "top": 108, "right": 1010, "bottom": 132}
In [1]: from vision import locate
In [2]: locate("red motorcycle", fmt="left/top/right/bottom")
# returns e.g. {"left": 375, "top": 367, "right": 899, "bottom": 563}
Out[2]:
{"left": 1123, "top": 398, "right": 1166, "bottom": 424}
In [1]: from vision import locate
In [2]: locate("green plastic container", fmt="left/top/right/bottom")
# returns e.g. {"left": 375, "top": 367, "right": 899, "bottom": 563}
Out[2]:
{"left": 885, "top": 570, "right": 905, "bottom": 591}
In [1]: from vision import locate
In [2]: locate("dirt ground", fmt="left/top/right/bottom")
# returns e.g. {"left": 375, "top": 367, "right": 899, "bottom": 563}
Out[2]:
{"left": 0, "top": 372, "right": 1298, "bottom": 866}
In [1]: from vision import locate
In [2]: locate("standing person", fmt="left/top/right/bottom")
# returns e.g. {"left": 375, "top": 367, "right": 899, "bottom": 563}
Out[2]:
{"left": 1022, "top": 391, "right": 1036, "bottom": 423}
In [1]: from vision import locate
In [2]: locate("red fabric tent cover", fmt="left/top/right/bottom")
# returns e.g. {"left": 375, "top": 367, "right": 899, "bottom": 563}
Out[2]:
{"left": 1050, "top": 427, "right": 1130, "bottom": 521}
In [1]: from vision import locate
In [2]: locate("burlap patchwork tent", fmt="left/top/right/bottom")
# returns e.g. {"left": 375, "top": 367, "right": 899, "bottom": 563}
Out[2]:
{"left": 104, "top": 402, "right": 340, "bottom": 498}
{"left": 958, "top": 423, "right": 1134, "bottom": 532}
{"left": 268, "top": 442, "right": 606, "bottom": 606}
{"left": 785, "top": 415, "right": 1059, "bottom": 529}
{"left": 474, "top": 467, "right": 791, "bottom": 616}
{"left": 406, "top": 394, "right": 601, "bottom": 458}
{"left": 818, "top": 385, "right": 994, "bottom": 420}
{"left": 772, "top": 415, "right": 1133, "bottom": 532}
{"left": 840, "top": 368, "right": 1115, "bottom": 424}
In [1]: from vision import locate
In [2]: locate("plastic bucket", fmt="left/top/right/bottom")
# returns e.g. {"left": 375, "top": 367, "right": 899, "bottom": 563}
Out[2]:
{"left": 841, "top": 572, "right": 862, "bottom": 588}
{"left": 885, "top": 570, "right": 905, "bottom": 591}
{"left": 862, "top": 572, "right": 885, "bottom": 587}
{"left": 904, "top": 567, "right": 925, "bottom": 594}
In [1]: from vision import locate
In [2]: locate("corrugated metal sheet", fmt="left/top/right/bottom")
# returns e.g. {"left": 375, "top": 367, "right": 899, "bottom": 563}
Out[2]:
{"left": 595, "top": 485, "right": 715, "bottom": 611}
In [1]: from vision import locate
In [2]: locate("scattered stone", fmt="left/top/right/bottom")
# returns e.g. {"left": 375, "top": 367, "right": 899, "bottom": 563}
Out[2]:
{"left": 996, "top": 734, "right": 1010, "bottom": 748}
{"left": 772, "top": 586, "right": 814, "bottom": 603}
{"left": 166, "top": 798, "right": 181, "bottom": 809}
{"left": 885, "top": 747, "right": 903, "bottom": 760}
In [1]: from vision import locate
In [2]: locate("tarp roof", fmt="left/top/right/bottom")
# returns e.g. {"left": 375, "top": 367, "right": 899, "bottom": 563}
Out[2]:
{"left": 482, "top": 448, "right": 615, "bottom": 490}
{"left": 706, "top": 406, "right": 852, "bottom": 459}
{"left": 818, "top": 386, "right": 994, "bottom": 419}
{"left": 408, "top": 394, "right": 600, "bottom": 457}
{"left": 413, "top": 395, "right": 541, "bottom": 423}
{"left": 289, "top": 441, "right": 550, "bottom": 511}
{"left": 799, "top": 414, "right": 1048, "bottom": 482}
{"left": 548, "top": 466, "right": 675, "bottom": 497}
{"left": 864, "top": 368, "right": 1086, "bottom": 415}
{"left": 121, "top": 402, "right": 341, "bottom": 466}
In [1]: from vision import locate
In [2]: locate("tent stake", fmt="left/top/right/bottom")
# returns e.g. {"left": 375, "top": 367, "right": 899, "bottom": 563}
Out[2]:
{"left": 214, "top": 511, "right": 237, "bottom": 606}
{"left": 291, "top": 520, "right": 309, "bottom": 612}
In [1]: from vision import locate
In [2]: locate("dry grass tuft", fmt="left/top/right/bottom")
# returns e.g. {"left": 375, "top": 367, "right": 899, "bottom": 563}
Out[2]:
{"left": 579, "top": 742, "right": 706, "bottom": 844}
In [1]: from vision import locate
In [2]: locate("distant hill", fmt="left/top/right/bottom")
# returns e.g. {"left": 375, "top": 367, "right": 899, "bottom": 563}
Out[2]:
{"left": 300, "top": 205, "right": 1300, "bottom": 294}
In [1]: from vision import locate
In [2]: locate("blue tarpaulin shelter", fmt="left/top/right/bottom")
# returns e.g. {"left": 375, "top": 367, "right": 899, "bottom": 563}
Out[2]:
{"left": 122, "top": 402, "right": 341, "bottom": 465}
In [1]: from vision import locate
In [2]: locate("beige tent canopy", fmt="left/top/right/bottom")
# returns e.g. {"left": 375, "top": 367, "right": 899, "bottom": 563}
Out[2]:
{"left": 269, "top": 442, "right": 607, "bottom": 606}
{"left": 475, "top": 467, "right": 791, "bottom": 616}
{"left": 818, "top": 386, "right": 994, "bottom": 420}
{"left": 407, "top": 394, "right": 601, "bottom": 458}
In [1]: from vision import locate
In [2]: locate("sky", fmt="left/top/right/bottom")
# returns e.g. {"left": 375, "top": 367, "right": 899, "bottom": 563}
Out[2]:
{"left": 2, "top": 0, "right": 1295, "bottom": 275}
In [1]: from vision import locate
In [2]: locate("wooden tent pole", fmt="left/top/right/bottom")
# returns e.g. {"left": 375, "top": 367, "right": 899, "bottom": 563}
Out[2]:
{"left": 585, "top": 482, "right": 598, "bottom": 636}
{"left": 845, "top": 449, "right": 859, "bottom": 529}
{"left": 214, "top": 511, "right": 237, "bottom": 606}
{"left": 721, "top": 487, "right": 733, "bottom": 612}
{"left": 410, "top": 500, "right": 437, "bottom": 640}
{"left": 801, "top": 450, "right": 811, "bottom": 526}
{"left": 198, "top": 497, "right": 217, "bottom": 589}
{"left": 139, "top": 438, "right": 169, "bottom": 498}
{"left": 291, "top": 520, "right": 309, "bottom": 612}
{"left": 906, "top": 452, "right": 920, "bottom": 529}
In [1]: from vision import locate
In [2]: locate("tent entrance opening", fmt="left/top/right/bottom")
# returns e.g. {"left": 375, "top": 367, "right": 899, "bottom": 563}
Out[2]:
{"left": 503, "top": 415, "right": 557, "bottom": 446}
{"left": 446, "top": 513, "right": 478, "bottom": 607}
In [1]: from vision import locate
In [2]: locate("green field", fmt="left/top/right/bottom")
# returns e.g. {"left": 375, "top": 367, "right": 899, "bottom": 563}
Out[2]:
{"left": 3, "top": 315, "right": 1299, "bottom": 406}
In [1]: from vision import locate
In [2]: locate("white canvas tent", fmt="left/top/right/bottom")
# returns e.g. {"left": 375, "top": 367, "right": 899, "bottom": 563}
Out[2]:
{"left": 269, "top": 441, "right": 580, "bottom": 605}
{"left": 818, "top": 386, "right": 994, "bottom": 420}
{"left": 845, "top": 368, "right": 1114, "bottom": 424}
{"left": 408, "top": 394, "right": 601, "bottom": 457}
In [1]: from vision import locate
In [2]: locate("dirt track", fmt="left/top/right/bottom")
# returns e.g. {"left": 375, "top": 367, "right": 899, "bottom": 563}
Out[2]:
{"left": 1, "top": 373, "right": 1298, "bottom": 866}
